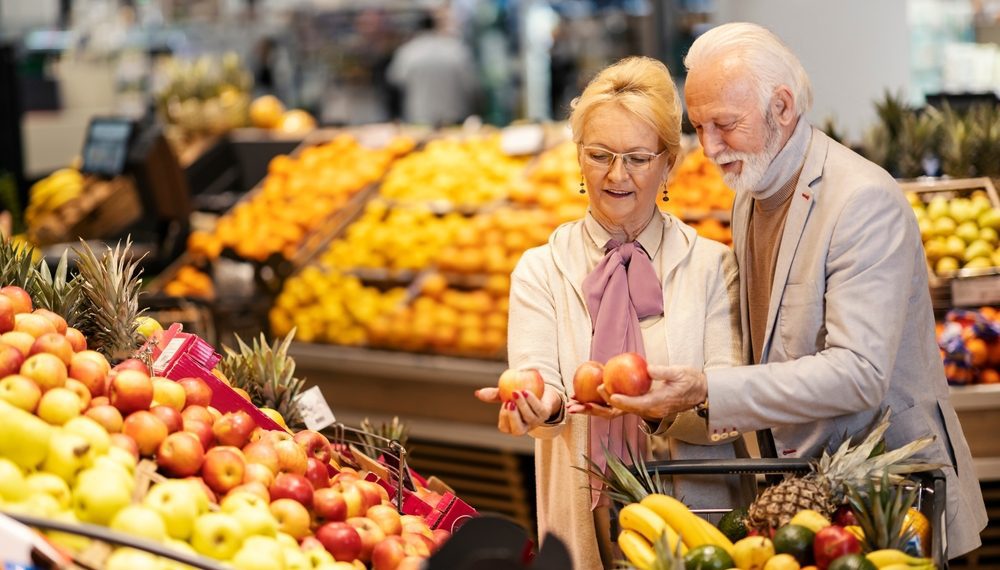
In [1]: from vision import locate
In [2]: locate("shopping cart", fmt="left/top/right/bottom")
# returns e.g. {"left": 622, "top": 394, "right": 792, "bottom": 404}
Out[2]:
{"left": 635, "top": 458, "right": 947, "bottom": 568}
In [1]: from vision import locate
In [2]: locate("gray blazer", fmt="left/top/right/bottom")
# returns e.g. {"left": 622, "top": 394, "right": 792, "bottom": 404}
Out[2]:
{"left": 707, "top": 127, "right": 987, "bottom": 557}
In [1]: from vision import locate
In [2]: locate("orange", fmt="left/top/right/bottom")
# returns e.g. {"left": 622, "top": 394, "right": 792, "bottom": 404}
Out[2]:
{"left": 249, "top": 95, "right": 285, "bottom": 128}
{"left": 968, "top": 337, "right": 989, "bottom": 367}
{"left": 980, "top": 369, "right": 1000, "bottom": 384}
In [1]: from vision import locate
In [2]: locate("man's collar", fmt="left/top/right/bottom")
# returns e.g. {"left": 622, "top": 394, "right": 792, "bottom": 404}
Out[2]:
{"left": 752, "top": 117, "right": 812, "bottom": 199}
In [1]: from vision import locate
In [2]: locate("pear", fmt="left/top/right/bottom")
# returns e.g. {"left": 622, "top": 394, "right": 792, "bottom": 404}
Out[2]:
{"left": 956, "top": 221, "right": 981, "bottom": 244}
{"left": 918, "top": 217, "right": 933, "bottom": 241}
{"left": 964, "top": 257, "right": 992, "bottom": 270}
{"left": 923, "top": 236, "right": 946, "bottom": 261}
{"left": 980, "top": 227, "right": 999, "bottom": 246}
{"left": 927, "top": 196, "right": 950, "bottom": 220}
{"left": 936, "top": 256, "right": 960, "bottom": 275}
{"left": 945, "top": 235, "right": 966, "bottom": 258}
{"left": 949, "top": 198, "right": 975, "bottom": 223}
{"left": 963, "top": 239, "right": 994, "bottom": 263}
{"left": 934, "top": 216, "right": 957, "bottom": 238}
{"left": 979, "top": 208, "right": 1000, "bottom": 231}
{"left": 0, "top": 398, "right": 53, "bottom": 470}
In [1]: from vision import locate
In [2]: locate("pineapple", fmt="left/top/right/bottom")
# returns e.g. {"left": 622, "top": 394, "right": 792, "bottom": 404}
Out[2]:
{"left": 578, "top": 440, "right": 666, "bottom": 505}
{"left": 217, "top": 330, "right": 305, "bottom": 430}
{"left": 939, "top": 103, "right": 976, "bottom": 178}
{"left": 846, "top": 471, "right": 918, "bottom": 551}
{"left": 896, "top": 108, "right": 942, "bottom": 179}
{"left": 621, "top": 529, "right": 688, "bottom": 570}
{"left": 74, "top": 240, "right": 145, "bottom": 362}
{"left": 30, "top": 250, "right": 83, "bottom": 327}
{"left": 745, "top": 410, "right": 942, "bottom": 533}
{"left": 359, "top": 416, "right": 409, "bottom": 459}
{"left": 0, "top": 237, "right": 36, "bottom": 290}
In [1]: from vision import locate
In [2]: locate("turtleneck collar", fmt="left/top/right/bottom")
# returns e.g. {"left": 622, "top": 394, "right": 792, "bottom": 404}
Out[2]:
{"left": 751, "top": 117, "right": 812, "bottom": 200}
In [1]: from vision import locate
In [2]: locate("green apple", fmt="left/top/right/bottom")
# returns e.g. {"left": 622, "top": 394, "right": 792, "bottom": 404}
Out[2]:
{"left": 304, "top": 544, "right": 335, "bottom": 568}
{"left": 220, "top": 490, "right": 270, "bottom": 514}
{"left": 85, "top": 457, "right": 135, "bottom": 494}
{"left": 979, "top": 207, "right": 1000, "bottom": 230}
{"left": 927, "top": 196, "right": 950, "bottom": 220}
{"left": 105, "top": 547, "right": 160, "bottom": 570}
{"left": 275, "top": 532, "right": 299, "bottom": 549}
{"left": 135, "top": 316, "right": 163, "bottom": 339}
{"left": 36, "top": 387, "right": 82, "bottom": 425}
{"left": 191, "top": 512, "right": 246, "bottom": 560}
{"left": 0, "top": 457, "right": 28, "bottom": 502}
{"left": 234, "top": 505, "right": 279, "bottom": 537}
{"left": 964, "top": 239, "right": 993, "bottom": 263}
{"left": 945, "top": 235, "right": 966, "bottom": 258}
{"left": 161, "top": 539, "right": 200, "bottom": 570}
{"left": 45, "top": 510, "right": 92, "bottom": 553}
{"left": 107, "top": 445, "right": 137, "bottom": 473}
{"left": 63, "top": 416, "right": 111, "bottom": 456}
{"left": 110, "top": 504, "right": 168, "bottom": 543}
{"left": 42, "top": 430, "right": 92, "bottom": 482}
{"left": 936, "top": 256, "right": 960, "bottom": 275}
{"left": 0, "top": 398, "right": 53, "bottom": 470}
{"left": 230, "top": 535, "right": 285, "bottom": 570}
{"left": 25, "top": 471, "right": 70, "bottom": 508}
{"left": 72, "top": 471, "right": 131, "bottom": 525}
{"left": 4, "top": 492, "right": 62, "bottom": 518}
{"left": 143, "top": 480, "right": 201, "bottom": 540}
{"left": 284, "top": 546, "right": 310, "bottom": 570}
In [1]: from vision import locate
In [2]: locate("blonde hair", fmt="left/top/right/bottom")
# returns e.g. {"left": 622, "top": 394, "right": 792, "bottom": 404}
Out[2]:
{"left": 568, "top": 56, "right": 682, "bottom": 169}
{"left": 684, "top": 22, "right": 813, "bottom": 115}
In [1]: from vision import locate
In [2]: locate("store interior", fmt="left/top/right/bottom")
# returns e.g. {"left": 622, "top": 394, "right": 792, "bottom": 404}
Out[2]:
{"left": 1, "top": 0, "right": 1000, "bottom": 568}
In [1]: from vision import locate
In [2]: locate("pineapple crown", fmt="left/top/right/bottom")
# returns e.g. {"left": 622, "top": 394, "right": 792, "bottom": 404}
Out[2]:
{"left": 621, "top": 529, "right": 686, "bottom": 570}
{"left": 218, "top": 329, "right": 305, "bottom": 430}
{"left": 576, "top": 439, "right": 667, "bottom": 506}
{"left": 847, "top": 470, "right": 919, "bottom": 552}
{"left": 0, "top": 238, "right": 36, "bottom": 291}
{"left": 74, "top": 239, "right": 146, "bottom": 363}
{"left": 30, "top": 250, "right": 84, "bottom": 327}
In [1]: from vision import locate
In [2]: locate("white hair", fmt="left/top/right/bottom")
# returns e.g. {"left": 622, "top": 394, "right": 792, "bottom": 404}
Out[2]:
{"left": 684, "top": 22, "right": 813, "bottom": 116}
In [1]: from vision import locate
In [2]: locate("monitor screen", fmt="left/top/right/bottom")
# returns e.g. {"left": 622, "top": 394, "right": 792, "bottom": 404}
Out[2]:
{"left": 81, "top": 118, "right": 134, "bottom": 177}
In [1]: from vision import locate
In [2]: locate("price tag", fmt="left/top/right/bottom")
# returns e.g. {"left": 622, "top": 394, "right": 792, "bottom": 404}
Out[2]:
{"left": 296, "top": 385, "right": 336, "bottom": 431}
{"left": 500, "top": 124, "right": 545, "bottom": 156}
{"left": 951, "top": 274, "right": 1000, "bottom": 306}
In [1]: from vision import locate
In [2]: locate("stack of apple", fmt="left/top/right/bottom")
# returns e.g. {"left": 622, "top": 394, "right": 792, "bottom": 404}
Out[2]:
{"left": 0, "top": 285, "right": 447, "bottom": 569}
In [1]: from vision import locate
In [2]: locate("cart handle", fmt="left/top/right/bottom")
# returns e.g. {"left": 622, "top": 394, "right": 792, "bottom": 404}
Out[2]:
{"left": 640, "top": 458, "right": 813, "bottom": 476}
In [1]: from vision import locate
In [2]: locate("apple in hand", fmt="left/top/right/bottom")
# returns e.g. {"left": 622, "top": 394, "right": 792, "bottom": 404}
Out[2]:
{"left": 313, "top": 487, "right": 349, "bottom": 524}
{"left": 178, "top": 377, "right": 213, "bottom": 408}
{"left": 122, "top": 410, "right": 169, "bottom": 456}
{"left": 202, "top": 446, "right": 247, "bottom": 496}
{"left": 157, "top": 431, "right": 205, "bottom": 477}
{"left": 0, "top": 374, "right": 41, "bottom": 411}
{"left": 572, "top": 360, "right": 605, "bottom": 404}
{"left": 316, "top": 521, "right": 363, "bottom": 562}
{"left": 603, "top": 352, "right": 651, "bottom": 396}
{"left": 497, "top": 368, "right": 544, "bottom": 402}
{"left": 20, "top": 352, "right": 67, "bottom": 392}
{"left": 269, "top": 472, "right": 314, "bottom": 508}
{"left": 293, "top": 429, "right": 333, "bottom": 464}
{"left": 269, "top": 497, "right": 312, "bottom": 540}
{"left": 0, "top": 342, "right": 25, "bottom": 377}
{"left": 213, "top": 410, "right": 257, "bottom": 448}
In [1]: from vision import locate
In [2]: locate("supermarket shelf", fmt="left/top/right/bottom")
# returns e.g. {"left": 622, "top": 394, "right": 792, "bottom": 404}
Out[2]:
{"left": 949, "top": 384, "right": 1000, "bottom": 411}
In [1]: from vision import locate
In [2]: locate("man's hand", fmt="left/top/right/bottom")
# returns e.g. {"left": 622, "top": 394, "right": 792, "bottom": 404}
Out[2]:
{"left": 475, "top": 384, "right": 564, "bottom": 436}
{"left": 606, "top": 365, "right": 707, "bottom": 419}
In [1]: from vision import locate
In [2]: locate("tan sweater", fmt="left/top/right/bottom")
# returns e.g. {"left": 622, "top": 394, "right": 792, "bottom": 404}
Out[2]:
{"left": 508, "top": 211, "right": 748, "bottom": 570}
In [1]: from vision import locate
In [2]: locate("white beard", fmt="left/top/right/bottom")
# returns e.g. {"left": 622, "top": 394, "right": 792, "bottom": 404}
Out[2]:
{"left": 714, "top": 112, "right": 783, "bottom": 194}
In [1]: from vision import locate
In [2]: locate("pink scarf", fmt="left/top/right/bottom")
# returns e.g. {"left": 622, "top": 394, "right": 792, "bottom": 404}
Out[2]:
{"left": 581, "top": 239, "right": 663, "bottom": 508}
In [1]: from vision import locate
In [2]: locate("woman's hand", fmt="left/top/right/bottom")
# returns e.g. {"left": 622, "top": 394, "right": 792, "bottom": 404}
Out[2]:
{"left": 475, "top": 384, "right": 564, "bottom": 436}
{"left": 604, "top": 365, "right": 707, "bottom": 419}
{"left": 567, "top": 385, "right": 625, "bottom": 418}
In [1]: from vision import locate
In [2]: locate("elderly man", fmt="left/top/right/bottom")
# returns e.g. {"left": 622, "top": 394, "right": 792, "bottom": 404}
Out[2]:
{"left": 608, "top": 22, "right": 986, "bottom": 556}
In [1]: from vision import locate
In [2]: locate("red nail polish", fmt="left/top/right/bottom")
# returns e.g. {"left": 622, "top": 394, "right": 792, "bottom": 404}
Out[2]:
{"left": 507, "top": 401, "right": 515, "bottom": 410}
{"left": 521, "top": 391, "right": 531, "bottom": 398}
{"left": 512, "top": 392, "right": 520, "bottom": 400}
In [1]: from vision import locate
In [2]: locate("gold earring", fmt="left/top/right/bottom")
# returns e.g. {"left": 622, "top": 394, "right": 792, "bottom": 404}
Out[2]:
{"left": 579, "top": 179, "right": 586, "bottom": 194}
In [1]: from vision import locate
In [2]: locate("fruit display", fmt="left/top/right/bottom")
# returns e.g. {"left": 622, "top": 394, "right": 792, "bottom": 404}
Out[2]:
{"left": 937, "top": 307, "right": 1000, "bottom": 385}
{"left": 24, "top": 168, "right": 85, "bottom": 229}
{"left": 249, "top": 94, "right": 318, "bottom": 135}
{"left": 186, "top": 133, "right": 416, "bottom": 262}
{"left": 162, "top": 265, "right": 215, "bottom": 299}
{"left": 907, "top": 189, "right": 1000, "bottom": 276}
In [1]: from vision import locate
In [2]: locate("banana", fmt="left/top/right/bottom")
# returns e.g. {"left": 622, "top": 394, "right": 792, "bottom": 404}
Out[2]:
{"left": 866, "top": 549, "right": 933, "bottom": 568}
{"left": 619, "top": 502, "right": 687, "bottom": 555}
{"left": 640, "top": 493, "right": 713, "bottom": 549}
{"left": 618, "top": 529, "right": 656, "bottom": 570}
{"left": 876, "top": 564, "right": 935, "bottom": 570}
{"left": 692, "top": 514, "right": 735, "bottom": 555}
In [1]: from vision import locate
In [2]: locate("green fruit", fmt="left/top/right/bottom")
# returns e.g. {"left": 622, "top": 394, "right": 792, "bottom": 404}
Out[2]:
{"left": 963, "top": 239, "right": 994, "bottom": 263}
{"left": 936, "top": 256, "right": 960, "bottom": 275}
{"left": 934, "top": 217, "right": 957, "bottom": 238}
{"left": 945, "top": 235, "right": 966, "bottom": 258}
{"left": 978, "top": 207, "right": 1000, "bottom": 230}
{"left": 927, "top": 196, "right": 949, "bottom": 220}
{"left": 980, "top": 227, "right": 999, "bottom": 246}
{"left": 828, "top": 553, "right": 878, "bottom": 570}
{"left": 956, "top": 221, "right": 981, "bottom": 244}
{"left": 773, "top": 524, "right": 815, "bottom": 565}
{"left": 0, "top": 398, "right": 53, "bottom": 470}
{"left": 718, "top": 508, "right": 749, "bottom": 541}
{"left": 684, "top": 544, "right": 735, "bottom": 570}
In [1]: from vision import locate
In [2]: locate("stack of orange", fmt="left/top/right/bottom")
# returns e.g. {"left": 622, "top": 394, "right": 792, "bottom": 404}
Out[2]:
{"left": 186, "top": 134, "right": 416, "bottom": 262}
{"left": 162, "top": 265, "right": 215, "bottom": 299}
{"left": 661, "top": 147, "right": 734, "bottom": 217}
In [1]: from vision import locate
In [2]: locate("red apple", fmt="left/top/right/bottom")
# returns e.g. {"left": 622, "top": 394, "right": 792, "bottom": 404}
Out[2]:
{"left": 90, "top": 395, "right": 109, "bottom": 407}
{"left": 814, "top": 526, "right": 862, "bottom": 570}
{"left": 2, "top": 331, "right": 35, "bottom": 356}
{"left": 356, "top": 480, "right": 388, "bottom": 509}
{"left": 177, "top": 377, "right": 212, "bottom": 408}
{"left": 0, "top": 341, "right": 25, "bottom": 377}
{"left": 112, "top": 358, "right": 148, "bottom": 375}
{"left": 603, "top": 352, "right": 651, "bottom": 397}
{"left": 183, "top": 418, "right": 214, "bottom": 451}
{"left": 497, "top": 368, "right": 544, "bottom": 402}
{"left": 122, "top": 410, "right": 169, "bottom": 456}
{"left": 109, "top": 369, "right": 153, "bottom": 414}
{"left": 293, "top": 429, "right": 333, "bottom": 464}
{"left": 151, "top": 377, "right": 186, "bottom": 411}
{"left": 269, "top": 497, "right": 312, "bottom": 540}
{"left": 64, "top": 327, "right": 86, "bottom": 352}
{"left": 0, "top": 295, "right": 14, "bottom": 333}
{"left": 269, "top": 472, "right": 314, "bottom": 508}
{"left": 225, "top": 481, "right": 270, "bottom": 503}
{"left": 73, "top": 350, "right": 110, "bottom": 376}
{"left": 29, "top": 333, "right": 74, "bottom": 366}
{"left": 371, "top": 535, "right": 407, "bottom": 570}
{"left": 242, "top": 462, "right": 275, "bottom": 488}
{"left": 85, "top": 404, "right": 123, "bottom": 432}
{"left": 13, "top": 313, "right": 55, "bottom": 337}
{"left": 832, "top": 504, "right": 858, "bottom": 527}
{"left": 20, "top": 352, "right": 67, "bottom": 391}
{"left": 262, "top": 429, "right": 293, "bottom": 444}
{"left": 305, "top": 457, "right": 331, "bottom": 490}
{"left": 201, "top": 446, "right": 247, "bottom": 495}
{"left": 150, "top": 405, "right": 183, "bottom": 434}
{"left": 181, "top": 405, "right": 215, "bottom": 426}
{"left": 401, "top": 532, "right": 433, "bottom": 557}
{"left": 313, "top": 487, "right": 349, "bottom": 524}
{"left": 315, "top": 521, "right": 363, "bottom": 562}
{"left": 347, "top": 516, "right": 386, "bottom": 562}
{"left": 32, "top": 309, "right": 67, "bottom": 335}
{"left": 274, "top": 439, "right": 308, "bottom": 475}
{"left": 206, "top": 406, "right": 222, "bottom": 423}
{"left": 64, "top": 378, "right": 91, "bottom": 410}
{"left": 431, "top": 528, "right": 451, "bottom": 551}
{"left": 0, "top": 374, "right": 42, "bottom": 411}
{"left": 572, "top": 360, "right": 605, "bottom": 404}
{"left": 69, "top": 355, "right": 107, "bottom": 398}
{"left": 242, "top": 440, "right": 280, "bottom": 474}
{"left": 157, "top": 431, "right": 205, "bottom": 477}
{"left": 110, "top": 432, "right": 139, "bottom": 460}
{"left": 400, "top": 515, "right": 433, "bottom": 539}
{"left": 1, "top": 286, "right": 32, "bottom": 314}
{"left": 367, "top": 504, "right": 402, "bottom": 536}
{"left": 213, "top": 411, "right": 257, "bottom": 448}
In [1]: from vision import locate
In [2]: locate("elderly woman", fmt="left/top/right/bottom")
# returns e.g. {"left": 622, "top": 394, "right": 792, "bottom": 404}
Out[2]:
{"left": 476, "top": 56, "right": 749, "bottom": 569}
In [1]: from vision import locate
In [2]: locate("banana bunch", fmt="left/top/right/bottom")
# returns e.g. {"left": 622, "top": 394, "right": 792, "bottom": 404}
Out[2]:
{"left": 25, "top": 168, "right": 85, "bottom": 226}
{"left": 618, "top": 494, "right": 735, "bottom": 569}
{"left": 866, "top": 549, "right": 934, "bottom": 569}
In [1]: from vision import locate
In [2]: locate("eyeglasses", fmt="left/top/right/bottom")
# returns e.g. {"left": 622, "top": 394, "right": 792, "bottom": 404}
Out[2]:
{"left": 581, "top": 146, "right": 667, "bottom": 172}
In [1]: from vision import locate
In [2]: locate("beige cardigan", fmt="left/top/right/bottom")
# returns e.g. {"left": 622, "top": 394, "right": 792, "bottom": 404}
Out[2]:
{"left": 508, "top": 212, "right": 748, "bottom": 570}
